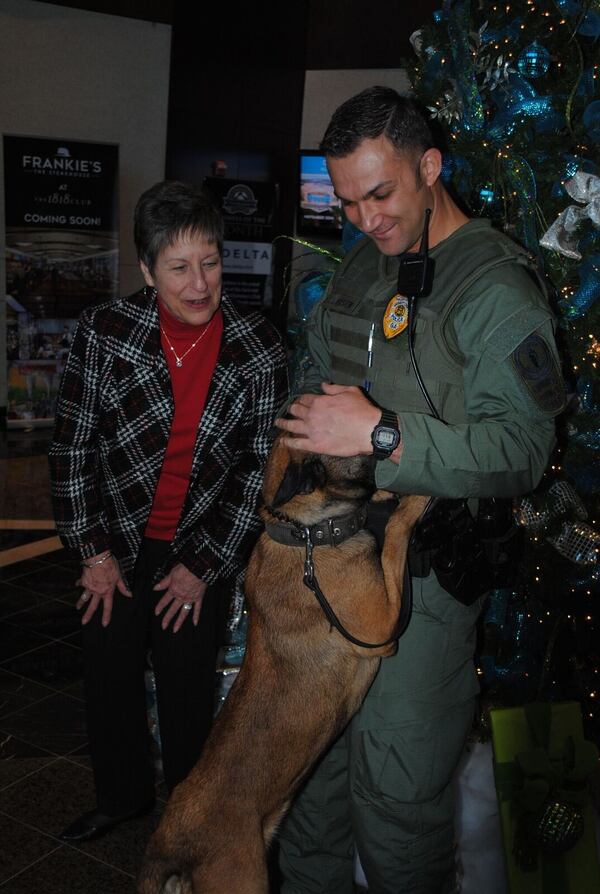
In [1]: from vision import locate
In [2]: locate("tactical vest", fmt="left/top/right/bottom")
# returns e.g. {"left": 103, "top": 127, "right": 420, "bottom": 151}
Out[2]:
{"left": 324, "top": 219, "right": 545, "bottom": 424}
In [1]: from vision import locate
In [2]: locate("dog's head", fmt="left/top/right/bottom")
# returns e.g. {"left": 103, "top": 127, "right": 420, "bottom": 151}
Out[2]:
{"left": 261, "top": 436, "right": 376, "bottom": 525}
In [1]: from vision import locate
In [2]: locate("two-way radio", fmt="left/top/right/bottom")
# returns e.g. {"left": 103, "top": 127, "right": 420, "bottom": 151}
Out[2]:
{"left": 397, "top": 208, "right": 442, "bottom": 422}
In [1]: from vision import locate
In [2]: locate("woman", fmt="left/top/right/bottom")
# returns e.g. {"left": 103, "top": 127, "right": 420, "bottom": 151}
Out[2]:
{"left": 49, "top": 180, "right": 288, "bottom": 842}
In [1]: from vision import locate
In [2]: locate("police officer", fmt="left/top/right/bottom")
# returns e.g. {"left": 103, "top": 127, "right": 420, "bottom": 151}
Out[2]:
{"left": 276, "top": 87, "right": 564, "bottom": 893}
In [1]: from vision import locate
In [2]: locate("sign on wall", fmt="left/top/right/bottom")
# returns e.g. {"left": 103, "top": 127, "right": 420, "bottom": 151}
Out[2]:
{"left": 3, "top": 135, "right": 118, "bottom": 423}
{"left": 205, "top": 177, "right": 277, "bottom": 309}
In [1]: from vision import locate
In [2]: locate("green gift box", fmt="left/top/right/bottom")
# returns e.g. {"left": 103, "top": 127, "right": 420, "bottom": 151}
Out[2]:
{"left": 490, "top": 701, "right": 600, "bottom": 894}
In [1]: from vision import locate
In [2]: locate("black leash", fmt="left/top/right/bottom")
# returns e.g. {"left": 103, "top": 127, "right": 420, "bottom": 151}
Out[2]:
{"left": 301, "top": 524, "right": 412, "bottom": 649}
{"left": 264, "top": 505, "right": 413, "bottom": 649}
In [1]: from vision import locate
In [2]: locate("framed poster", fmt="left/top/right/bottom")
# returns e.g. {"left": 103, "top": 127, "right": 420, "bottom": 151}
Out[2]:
{"left": 3, "top": 135, "right": 118, "bottom": 424}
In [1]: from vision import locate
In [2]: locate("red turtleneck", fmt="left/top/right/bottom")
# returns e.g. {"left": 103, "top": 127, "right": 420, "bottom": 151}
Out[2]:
{"left": 144, "top": 300, "right": 223, "bottom": 541}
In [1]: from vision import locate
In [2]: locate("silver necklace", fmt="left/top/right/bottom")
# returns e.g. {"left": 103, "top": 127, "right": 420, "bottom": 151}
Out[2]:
{"left": 160, "top": 317, "right": 214, "bottom": 368}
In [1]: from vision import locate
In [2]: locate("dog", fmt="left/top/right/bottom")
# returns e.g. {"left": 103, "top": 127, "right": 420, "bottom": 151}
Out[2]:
{"left": 138, "top": 437, "right": 429, "bottom": 894}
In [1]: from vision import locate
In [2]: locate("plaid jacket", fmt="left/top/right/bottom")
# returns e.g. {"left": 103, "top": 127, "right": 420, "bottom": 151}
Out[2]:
{"left": 48, "top": 290, "right": 288, "bottom": 586}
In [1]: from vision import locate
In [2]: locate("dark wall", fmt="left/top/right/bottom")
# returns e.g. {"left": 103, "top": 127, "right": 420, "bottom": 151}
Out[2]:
{"left": 166, "top": 3, "right": 309, "bottom": 332}
{"left": 306, "top": 0, "right": 436, "bottom": 68}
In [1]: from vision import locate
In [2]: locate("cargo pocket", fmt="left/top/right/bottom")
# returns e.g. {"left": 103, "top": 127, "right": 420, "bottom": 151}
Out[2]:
{"left": 352, "top": 700, "right": 475, "bottom": 821}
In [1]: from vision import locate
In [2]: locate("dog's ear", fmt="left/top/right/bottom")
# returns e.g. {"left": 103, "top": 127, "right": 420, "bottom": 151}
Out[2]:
{"left": 271, "top": 457, "right": 327, "bottom": 508}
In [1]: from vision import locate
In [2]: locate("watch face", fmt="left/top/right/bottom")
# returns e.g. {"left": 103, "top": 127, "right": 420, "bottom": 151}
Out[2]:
{"left": 376, "top": 428, "right": 397, "bottom": 449}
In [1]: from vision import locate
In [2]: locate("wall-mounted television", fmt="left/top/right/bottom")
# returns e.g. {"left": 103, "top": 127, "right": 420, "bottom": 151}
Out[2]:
{"left": 297, "top": 150, "right": 343, "bottom": 237}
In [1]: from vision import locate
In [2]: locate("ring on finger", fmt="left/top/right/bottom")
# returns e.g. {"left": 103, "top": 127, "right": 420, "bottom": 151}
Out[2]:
{"left": 80, "top": 591, "right": 90, "bottom": 602}
{"left": 182, "top": 602, "right": 193, "bottom": 611}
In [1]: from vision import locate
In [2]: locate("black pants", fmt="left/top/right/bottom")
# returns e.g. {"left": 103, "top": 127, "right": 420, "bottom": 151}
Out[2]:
{"left": 82, "top": 539, "right": 224, "bottom": 815}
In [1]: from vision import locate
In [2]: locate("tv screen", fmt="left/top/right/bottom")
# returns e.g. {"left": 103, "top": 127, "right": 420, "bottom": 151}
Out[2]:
{"left": 297, "top": 151, "right": 343, "bottom": 237}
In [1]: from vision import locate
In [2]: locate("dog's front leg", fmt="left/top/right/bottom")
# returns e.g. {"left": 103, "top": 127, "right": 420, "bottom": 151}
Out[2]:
{"left": 190, "top": 825, "right": 270, "bottom": 894}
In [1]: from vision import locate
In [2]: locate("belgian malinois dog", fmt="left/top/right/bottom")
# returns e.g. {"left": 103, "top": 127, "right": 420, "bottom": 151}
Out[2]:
{"left": 138, "top": 438, "right": 429, "bottom": 894}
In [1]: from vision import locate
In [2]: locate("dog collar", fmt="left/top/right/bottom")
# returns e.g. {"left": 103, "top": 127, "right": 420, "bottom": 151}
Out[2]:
{"left": 264, "top": 502, "right": 405, "bottom": 650}
{"left": 264, "top": 505, "right": 368, "bottom": 548}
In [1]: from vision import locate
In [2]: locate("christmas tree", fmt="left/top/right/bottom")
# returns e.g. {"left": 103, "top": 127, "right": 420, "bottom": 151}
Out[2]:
{"left": 409, "top": 0, "right": 600, "bottom": 740}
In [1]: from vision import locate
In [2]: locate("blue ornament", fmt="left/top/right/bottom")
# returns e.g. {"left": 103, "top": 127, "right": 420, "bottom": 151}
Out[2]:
{"left": 479, "top": 185, "right": 495, "bottom": 204}
{"left": 517, "top": 42, "right": 551, "bottom": 79}
{"left": 583, "top": 100, "right": 600, "bottom": 143}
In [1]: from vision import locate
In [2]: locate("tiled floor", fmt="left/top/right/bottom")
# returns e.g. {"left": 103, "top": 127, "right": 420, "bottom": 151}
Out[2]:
{"left": 0, "top": 428, "right": 287, "bottom": 892}
{"left": 0, "top": 429, "right": 165, "bottom": 892}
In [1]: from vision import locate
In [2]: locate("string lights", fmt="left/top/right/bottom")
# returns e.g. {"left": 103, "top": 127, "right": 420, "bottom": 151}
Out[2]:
{"left": 410, "top": 0, "right": 600, "bottom": 741}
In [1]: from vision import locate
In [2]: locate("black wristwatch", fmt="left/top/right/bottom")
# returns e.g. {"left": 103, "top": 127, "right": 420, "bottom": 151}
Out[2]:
{"left": 371, "top": 409, "right": 401, "bottom": 460}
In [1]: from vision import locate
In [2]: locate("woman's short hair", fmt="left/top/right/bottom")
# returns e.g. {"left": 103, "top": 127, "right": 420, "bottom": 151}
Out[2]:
{"left": 134, "top": 180, "right": 224, "bottom": 273}
{"left": 320, "top": 87, "right": 434, "bottom": 159}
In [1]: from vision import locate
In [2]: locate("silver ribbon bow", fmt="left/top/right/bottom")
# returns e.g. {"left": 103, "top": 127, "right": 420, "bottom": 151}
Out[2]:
{"left": 540, "top": 171, "right": 600, "bottom": 260}
{"left": 515, "top": 480, "right": 599, "bottom": 566}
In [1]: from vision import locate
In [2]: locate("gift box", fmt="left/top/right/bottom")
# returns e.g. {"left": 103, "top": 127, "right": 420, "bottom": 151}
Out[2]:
{"left": 490, "top": 701, "right": 600, "bottom": 894}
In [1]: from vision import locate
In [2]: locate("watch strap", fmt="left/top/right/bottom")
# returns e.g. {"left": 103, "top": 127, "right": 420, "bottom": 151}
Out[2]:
{"left": 379, "top": 409, "right": 398, "bottom": 430}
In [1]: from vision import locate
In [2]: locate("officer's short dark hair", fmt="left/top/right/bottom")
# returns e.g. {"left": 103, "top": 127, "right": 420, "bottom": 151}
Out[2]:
{"left": 320, "top": 87, "right": 434, "bottom": 160}
{"left": 134, "top": 180, "right": 224, "bottom": 273}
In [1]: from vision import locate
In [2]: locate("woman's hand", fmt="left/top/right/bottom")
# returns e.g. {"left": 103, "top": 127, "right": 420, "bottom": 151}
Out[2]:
{"left": 76, "top": 554, "right": 132, "bottom": 627}
{"left": 154, "top": 563, "right": 207, "bottom": 632}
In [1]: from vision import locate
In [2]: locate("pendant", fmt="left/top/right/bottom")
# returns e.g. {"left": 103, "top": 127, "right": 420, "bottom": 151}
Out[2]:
{"left": 176, "top": 359, "right": 183, "bottom": 368}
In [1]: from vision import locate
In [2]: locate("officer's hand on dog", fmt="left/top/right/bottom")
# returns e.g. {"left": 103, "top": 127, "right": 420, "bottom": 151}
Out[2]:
{"left": 277, "top": 383, "right": 381, "bottom": 457}
{"left": 154, "top": 563, "right": 206, "bottom": 632}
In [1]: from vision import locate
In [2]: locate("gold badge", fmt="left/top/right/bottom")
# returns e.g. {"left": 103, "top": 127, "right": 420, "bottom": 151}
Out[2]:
{"left": 383, "top": 294, "right": 409, "bottom": 339}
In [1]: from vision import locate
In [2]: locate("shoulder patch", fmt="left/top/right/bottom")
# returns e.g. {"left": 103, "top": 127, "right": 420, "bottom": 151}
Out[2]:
{"left": 510, "top": 333, "right": 565, "bottom": 414}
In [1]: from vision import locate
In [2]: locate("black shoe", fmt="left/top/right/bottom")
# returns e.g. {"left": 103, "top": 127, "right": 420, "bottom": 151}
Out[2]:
{"left": 59, "top": 800, "right": 155, "bottom": 842}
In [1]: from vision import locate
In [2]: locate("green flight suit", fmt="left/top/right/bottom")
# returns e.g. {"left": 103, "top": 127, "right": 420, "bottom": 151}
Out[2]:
{"left": 279, "top": 220, "right": 564, "bottom": 893}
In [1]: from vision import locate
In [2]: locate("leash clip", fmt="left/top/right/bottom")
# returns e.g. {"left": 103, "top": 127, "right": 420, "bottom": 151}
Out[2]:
{"left": 303, "top": 527, "right": 315, "bottom": 585}
{"left": 327, "top": 517, "right": 342, "bottom": 546}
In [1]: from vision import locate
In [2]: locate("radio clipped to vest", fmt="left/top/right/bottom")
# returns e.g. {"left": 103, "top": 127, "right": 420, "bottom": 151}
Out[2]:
{"left": 396, "top": 207, "right": 435, "bottom": 300}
